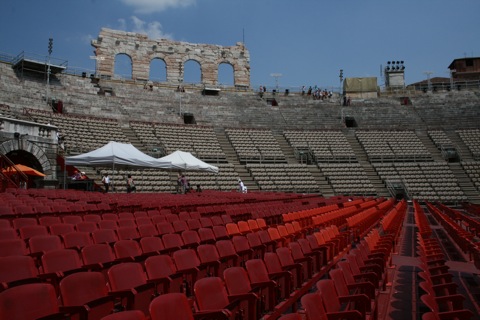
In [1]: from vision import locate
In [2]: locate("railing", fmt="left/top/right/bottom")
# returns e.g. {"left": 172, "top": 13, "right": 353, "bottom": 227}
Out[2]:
{"left": 0, "top": 152, "right": 29, "bottom": 191}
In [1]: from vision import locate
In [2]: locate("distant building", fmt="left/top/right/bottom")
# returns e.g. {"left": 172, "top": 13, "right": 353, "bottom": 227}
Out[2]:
{"left": 448, "top": 57, "right": 480, "bottom": 81}
{"left": 343, "top": 77, "right": 378, "bottom": 99}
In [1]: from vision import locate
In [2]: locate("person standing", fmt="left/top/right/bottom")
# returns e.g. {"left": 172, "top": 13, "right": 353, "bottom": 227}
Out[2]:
{"left": 126, "top": 174, "right": 136, "bottom": 193}
{"left": 238, "top": 179, "right": 246, "bottom": 193}
{"left": 101, "top": 173, "right": 110, "bottom": 193}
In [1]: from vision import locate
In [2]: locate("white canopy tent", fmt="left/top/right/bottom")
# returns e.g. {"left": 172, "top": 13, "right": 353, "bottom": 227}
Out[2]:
{"left": 158, "top": 150, "right": 219, "bottom": 174}
{"left": 65, "top": 141, "right": 170, "bottom": 169}
{"left": 64, "top": 141, "right": 171, "bottom": 191}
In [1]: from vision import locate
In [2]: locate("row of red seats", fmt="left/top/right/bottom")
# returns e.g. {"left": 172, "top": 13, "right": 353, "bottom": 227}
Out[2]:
{"left": 297, "top": 223, "right": 396, "bottom": 320}
{"left": 417, "top": 233, "right": 474, "bottom": 320}
{"left": 414, "top": 200, "right": 432, "bottom": 238}
{"left": 436, "top": 203, "right": 480, "bottom": 236}
{"left": 0, "top": 219, "right": 352, "bottom": 319}
{"left": 426, "top": 202, "right": 475, "bottom": 254}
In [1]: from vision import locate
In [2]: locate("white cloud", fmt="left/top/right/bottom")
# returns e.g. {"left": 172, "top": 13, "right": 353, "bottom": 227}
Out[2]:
{"left": 120, "top": 0, "right": 196, "bottom": 13}
{"left": 128, "top": 16, "right": 173, "bottom": 40}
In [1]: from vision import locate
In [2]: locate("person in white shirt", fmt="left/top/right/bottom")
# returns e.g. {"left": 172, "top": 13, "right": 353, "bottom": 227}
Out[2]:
{"left": 102, "top": 174, "right": 110, "bottom": 193}
{"left": 238, "top": 179, "right": 247, "bottom": 193}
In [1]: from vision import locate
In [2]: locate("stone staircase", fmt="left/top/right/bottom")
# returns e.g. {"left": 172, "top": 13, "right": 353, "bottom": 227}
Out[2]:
{"left": 445, "top": 130, "right": 474, "bottom": 162}
{"left": 448, "top": 163, "right": 480, "bottom": 204}
{"left": 214, "top": 127, "right": 258, "bottom": 191}
{"left": 307, "top": 165, "right": 333, "bottom": 197}
{"left": 345, "top": 130, "right": 390, "bottom": 197}
{"left": 415, "top": 129, "right": 444, "bottom": 161}
{"left": 273, "top": 131, "right": 297, "bottom": 164}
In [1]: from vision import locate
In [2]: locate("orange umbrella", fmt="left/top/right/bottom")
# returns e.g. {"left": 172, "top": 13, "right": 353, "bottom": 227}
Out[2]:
{"left": 2, "top": 164, "right": 46, "bottom": 177}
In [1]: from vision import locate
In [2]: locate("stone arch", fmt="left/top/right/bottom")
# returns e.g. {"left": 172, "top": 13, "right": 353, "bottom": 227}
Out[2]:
{"left": 149, "top": 57, "right": 167, "bottom": 82}
{"left": 92, "top": 28, "right": 250, "bottom": 88}
{"left": 183, "top": 59, "right": 203, "bottom": 84}
{"left": 0, "top": 139, "right": 54, "bottom": 180}
{"left": 114, "top": 53, "right": 133, "bottom": 79}
{"left": 218, "top": 62, "right": 235, "bottom": 86}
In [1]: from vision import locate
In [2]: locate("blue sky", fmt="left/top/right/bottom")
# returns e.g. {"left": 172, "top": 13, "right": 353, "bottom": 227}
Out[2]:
{"left": 1, "top": 0, "right": 479, "bottom": 90}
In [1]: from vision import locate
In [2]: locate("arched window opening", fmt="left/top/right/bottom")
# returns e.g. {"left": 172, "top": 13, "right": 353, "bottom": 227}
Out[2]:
{"left": 149, "top": 58, "right": 167, "bottom": 82}
{"left": 218, "top": 63, "right": 234, "bottom": 87}
{"left": 114, "top": 54, "right": 132, "bottom": 80}
{"left": 183, "top": 60, "right": 202, "bottom": 84}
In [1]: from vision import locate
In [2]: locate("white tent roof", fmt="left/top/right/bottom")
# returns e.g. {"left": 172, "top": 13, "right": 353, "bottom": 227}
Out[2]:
{"left": 158, "top": 150, "right": 219, "bottom": 173}
{"left": 65, "top": 141, "right": 170, "bottom": 169}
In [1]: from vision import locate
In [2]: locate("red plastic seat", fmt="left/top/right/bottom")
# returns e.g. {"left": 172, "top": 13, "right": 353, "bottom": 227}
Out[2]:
{"left": 245, "top": 258, "right": 290, "bottom": 302}
{"left": 0, "top": 283, "right": 82, "bottom": 319}
{"left": 62, "top": 231, "right": 94, "bottom": 251}
{"left": 212, "top": 225, "right": 229, "bottom": 240}
{"left": 181, "top": 230, "right": 201, "bottom": 248}
{"left": 59, "top": 271, "right": 118, "bottom": 319}
{"left": 193, "top": 277, "right": 251, "bottom": 320}
{"left": 19, "top": 225, "right": 48, "bottom": 240}
{"left": 156, "top": 221, "right": 175, "bottom": 236}
{"left": 150, "top": 292, "right": 229, "bottom": 320}
{"left": 0, "top": 255, "right": 39, "bottom": 290}
{"left": 216, "top": 239, "right": 240, "bottom": 269}
{"left": 92, "top": 229, "right": 119, "bottom": 245}
{"left": 38, "top": 216, "right": 62, "bottom": 227}
{"left": 107, "top": 262, "right": 156, "bottom": 316}
{"left": 114, "top": 239, "right": 143, "bottom": 261}
{"left": 41, "top": 248, "right": 85, "bottom": 279}
{"left": 316, "top": 279, "right": 368, "bottom": 319}
{"left": 198, "top": 227, "right": 216, "bottom": 244}
{"left": 117, "top": 226, "right": 141, "bottom": 240}
{"left": 173, "top": 220, "right": 189, "bottom": 233}
{"left": 140, "top": 236, "right": 165, "bottom": 255}
{"left": 98, "top": 220, "right": 119, "bottom": 230}
{"left": 62, "top": 215, "right": 83, "bottom": 225}
{"left": 162, "top": 233, "right": 185, "bottom": 253}
{"left": 265, "top": 251, "right": 302, "bottom": 289}
{"left": 0, "top": 238, "right": 28, "bottom": 257}
{"left": 28, "top": 234, "right": 64, "bottom": 255}
{"left": 196, "top": 244, "right": 222, "bottom": 278}
{"left": 145, "top": 255, "right": 181, "bottom": 295}
{"left": 223, "top": 266, "right": 270, "bottom": 317}
{"left": 300, "top": 292, "right": 362, "bottom": 320}
{"left": 172, "top": 249, "right": 203, "bottom": 297}
{"left": 76, "top": 221, "right": 98, "bottom": 233}
{"left": 101, "top": 310, "right": 146, "bottom": 320}
{"left": 12, "top": 217, "right": 38, "bottom": 229}
{"left": 49, "top": 223, "right": 76, "bottom": 236}
{"left": 81, "top": 243, "right": 117, "bottom": 270}
{"left": 0, "top": 228, "right": 17, "bottom": 240}
{"left": 186, "top": 219, "right": 201, "bottom": 231}
{"left": 232, "top": 235, "right": 254, "bottom": 265}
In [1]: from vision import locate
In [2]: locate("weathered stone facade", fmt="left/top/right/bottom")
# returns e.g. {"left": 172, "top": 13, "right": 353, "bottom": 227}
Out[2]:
{"left": 92, "top": 28, "right": 250, "bottom": 88}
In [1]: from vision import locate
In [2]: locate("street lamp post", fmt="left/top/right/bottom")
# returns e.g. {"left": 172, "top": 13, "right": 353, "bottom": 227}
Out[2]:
{"left": 46, "top": 38, "right": 53, "bottom": 106}
{"left": 424, "top": 71, "right": 433, "bottom": 92}
{"left": 339, "top": 69, "right": 344, "bottom": 105}
{"left": 270, "top": 73, "right": 282, "bottom": 94}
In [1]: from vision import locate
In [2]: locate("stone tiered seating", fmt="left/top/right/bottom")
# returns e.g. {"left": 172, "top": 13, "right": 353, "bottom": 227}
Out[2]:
{"left": 373, "top": 162, "right": 466, "bottom": 202}
{"left": 428, "top": 130, "right": 454, "bottom": 149}
{"left": 130, "top": 121, "right": 162, "bottom": 151}
{"left": 284, "top": 130, "right": 356, "bottom": 163}
{"left": 246, "top": 164, "right": 319, "bottom": 193}
{"left": 356, "top": 130, "right": 432, "bottom": 162}
{"left": 457, "top": 129, "right": 480, "bottom": 160}
{"left": 0, "top": 104, "right": 18, "bottom": 119}
{"left": 26, "top": 109, "right": 129, "bottom": 154}
{"left": 318, "top": 163, "right": 376, "bottom": 196}
{"left": 155, "top": 124, "right": 226, "bottom": 163}
{"left": 226, "top": 128, "right": 286, "bottom": 164}
{"left": 461, "top": 161, "right": 480, "bottom": 192}
{"left": 100, "top": 169, "right": 173, "bottom": 193}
